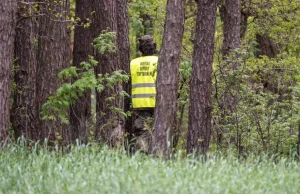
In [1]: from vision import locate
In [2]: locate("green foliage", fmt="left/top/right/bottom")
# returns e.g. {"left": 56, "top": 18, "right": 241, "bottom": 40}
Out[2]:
{"left": 41, "top": 31, "right": 129, "bottom": 124}
{"left": 242, "top": 0, "right": 300, "bottom": 57}
{"left": 212, "top": 48, "right": 300, "bottom": 156}
{"left": 41, "top": 0, "right": 300, "bottom": 156}
{"left": 1, "top": 145, "right": 300, "bottom": 193}
{"left": 128, "top": 0, "right": 166, "bottom": 58}
{"left": 93, "top": 31, "right": 117, "bottom": 55}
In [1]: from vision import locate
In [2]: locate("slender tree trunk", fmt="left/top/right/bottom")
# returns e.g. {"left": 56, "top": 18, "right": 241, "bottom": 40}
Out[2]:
{"left": 187, "top": 0, "right": 217, "bottom": 154}
{"left": 220, "top": 0, "right": 241, "bottom": 56}
{"left": 256, "top": 34, "right": 280, "bottom": 58}
{"left": 36, "top": 0, "right": 71, "bottom": 144}
{"left": 241, "top": 0, "right": 249, "bottom": 40}
{"left": 218, "top": 0, "right": 241, "bottom": 148}
{"left": 151, "top": 0, "right": 186, "bottom": 157}
{"left": 11, "top": 0, "right": 38, "bottom": 141}
{"left": 0, "top": 0, "right": 17, "bottom": 142}
{"left": 135, "top": 12, "right": 154, "bottom": 55}
{"left": 141, "top": 14, "right": 154, "bottom": 35}
{"left": 92, "top": 0, "right": 123, "bottom": 143}
{"left": 298, "top": 121, "right": 300, "bottom": 158}
{"left": 173, "top": 98, "right": 186, "bottom": 149}
{"left": 70, "top": 0, "right": 93, "bottom": 144}
{"left": 116, "top": 0, "right": 131, "bottom": 135}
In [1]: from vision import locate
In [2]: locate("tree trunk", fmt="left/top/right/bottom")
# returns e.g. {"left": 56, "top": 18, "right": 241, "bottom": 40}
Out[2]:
{"left": 220, "top": 0, "right": 241, "bottom": 56}
{"left": 70, "top": 0, "right": 93, "bottom": 144}
{"left": 256, "top": 34, "right": 280, "bottom": 58}
{"left": 298, "top": 121, "right": 300, "bottom": 158}
{"left": 187, "top": 0, "right": 217, "bottom": 154}
{"left": 116, "top": 0, "right": 131, "bottom": 135}
{"left": 241, "top": 0, "right": 249, "bottom": 40}
{"left": 135, "top": 13, "right": 154, "bottom": 55}
{"left": 151, "top": 0, "right": 186, "bottom": 157}
{"left": 0, "top": 0, "right": 17, "bottom": 142}
{"left": 92, "top": 0, "right": 123, "bottom": 143}
{"left": 141, "top": 14, "right": 154, "bottom": 36}
{"left": 36, "top": 0, "right": 71, "bottom": 144}
{"left": 11, "top": 0, "right": 38, "bottom": 141}
{"left": 218, "top": 0, "right": 241, "bottom": 148}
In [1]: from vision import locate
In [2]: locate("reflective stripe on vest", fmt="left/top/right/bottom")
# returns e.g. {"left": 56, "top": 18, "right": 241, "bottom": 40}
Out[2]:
{"left": 132, "top": 83, "right": 156, "bottom": 89}
{"left": 130, "top": 56, "right": 158, "bottom": 109}
{"left": 132, "top": 94, "right": 156, "bottom": 98}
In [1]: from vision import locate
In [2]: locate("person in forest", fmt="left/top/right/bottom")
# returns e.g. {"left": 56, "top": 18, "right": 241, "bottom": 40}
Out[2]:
{"left": 130, "top": 35, "right": 158, "bottom": 152}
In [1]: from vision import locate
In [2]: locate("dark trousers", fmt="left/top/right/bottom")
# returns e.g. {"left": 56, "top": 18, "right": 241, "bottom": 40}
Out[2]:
{"left": 130, "top": 109, "right": 154, "bottom": 152}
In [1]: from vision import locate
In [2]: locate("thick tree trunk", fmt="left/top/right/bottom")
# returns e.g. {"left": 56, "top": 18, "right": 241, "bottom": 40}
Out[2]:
{"left": 70, "top": 0, "right": 93, "bottom": 144}
{"left": 11, "top": 0, "right": 38, "bottom": 141}
{"left": 0, "top": 0, "right": 17, "bottom": 142}
{"left": 187, "top": 0, "right": 217, "bottom": 154}
{"left": 36, "top": 0, "right": 71, "bottom": 144}
{"left": 220, "top": 0, "right": 241, "bottom": 56}
{"left": 116, "top": 0, "right": 131, "bottom": 135}
{"left": 151, "top": 0, "right": 186, "bottom": 157}
{"left": 92, "top": 0, "right": 123, "bottom": 143}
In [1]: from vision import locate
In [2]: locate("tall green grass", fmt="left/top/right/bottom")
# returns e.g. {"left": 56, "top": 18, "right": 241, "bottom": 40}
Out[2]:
{"left": 0, "top": 144, "right": 299, "bottom": 194}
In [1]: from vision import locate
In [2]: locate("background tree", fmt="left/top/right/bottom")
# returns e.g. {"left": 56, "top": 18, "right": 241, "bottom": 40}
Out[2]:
{"left": 187, "top": 0, "right": 218, "bottom": 154}
{"left": 92, "top": 0, "right": 124, "bottom": 143}
{"left": 216, "top": 0, "right": 241, "bottom": 147}
{"left": 116, "top": 0, "right": 131, "bottom": 136}
{"left": 36, "top": 0, "right": 72, "bottom": 144}
{"left": 0, "top": 0, "right": 17, "bottom": 142}
{"left": 70, "top": 0, "right": 93, "bottom": 143}
{"left": 11, "top": 0, "right": 38, "bottom": 141}
{"left": 220, "top": 0, "right": 241, "bottom": 56}
{"left": 151, "top": 0, "right": 186, "bottom": 157}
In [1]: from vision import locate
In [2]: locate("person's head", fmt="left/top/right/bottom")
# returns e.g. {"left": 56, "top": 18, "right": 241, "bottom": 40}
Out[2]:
{"left": 138, "top": 35, "right": 157, "bottom": 56}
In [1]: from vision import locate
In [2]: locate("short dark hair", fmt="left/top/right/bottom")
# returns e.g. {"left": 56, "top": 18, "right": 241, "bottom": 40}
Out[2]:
{"left": 138, "top": 35, "right": 157, "bottom": 56}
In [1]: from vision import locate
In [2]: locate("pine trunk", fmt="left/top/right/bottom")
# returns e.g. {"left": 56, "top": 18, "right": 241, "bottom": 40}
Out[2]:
{"left": 218, "top": 0, "right": 241, "bottom": 147}
{"left": 12, "top": 0, "right": 38, "bottom": 141}
{"left": 187, "top": 0, "right": 217, "bottom": 154}
{"left": 70, "top": 0, "right": 93, "bottom": 144}
{"left": 116, "top": 0, "right": 131, "bottom": 135}
{"left": 151, "top": 0, "right": 186, "bottom": 157}
{"left": 220, "top": 0, "right": 241, "bottom": 56}
{"left": 256, "top": 34, "right": 280, "bottom": 58}
{"left": 92, "top": 0, "right": 124, "bottom": 144}
{"left": 36, "top": 0, "right": 71, "bottom": 144}
{"left": 0, "top": 0, "right": 17, "bottom": 142}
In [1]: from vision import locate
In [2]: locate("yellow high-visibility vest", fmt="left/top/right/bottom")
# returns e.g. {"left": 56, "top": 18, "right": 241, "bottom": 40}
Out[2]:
{"left": 130, "top": 56, "right": 158, "bottom": 109}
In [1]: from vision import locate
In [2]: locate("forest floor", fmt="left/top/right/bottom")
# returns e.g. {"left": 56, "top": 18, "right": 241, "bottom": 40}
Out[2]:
{"left": 0, "top": 144, "right": 299, "bottom": 194}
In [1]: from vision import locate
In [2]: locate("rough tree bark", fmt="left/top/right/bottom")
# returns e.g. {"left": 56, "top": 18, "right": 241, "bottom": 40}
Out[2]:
{"left": 256, "top": 34, "right": 280, "bottom": 58}
{"left": 298, "top": 121, "right": 300, "bottom": 158}
{"left": 141, "top": 14, "right": 154, "bottom": 35}
{"left": 70, "top": 0, "right": 93, "bottom": 143}
{"left": 36, "top": 0, "right": 72, "bottom": 144}
{"left": 151, "top": 0, "right": 186, "bottom": 157}
{"left": 241, "top": 0, "right": 249, "bottom": 40}
{"left": 218, "top": 0, "right": 241, "bottom": 149}
{"left": 135, "top": 11, "right": 154, "bottom": 55}
{"left": 116, "top": 0, "right": 131, "bottom": 135}
{"left": 0, "top": 0, "right": 17, "bottom": 142}
{"left": 92, "top": 0, "right": 124, "bottom": 144}
{"left": 187, "top": 0, "right": 218, "bottom": 154}
{"left": 11, "top": 0, "right": 38, "bottom": 141}
{"left": 220, "top": 0, "right": 241, "bottom": 56}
